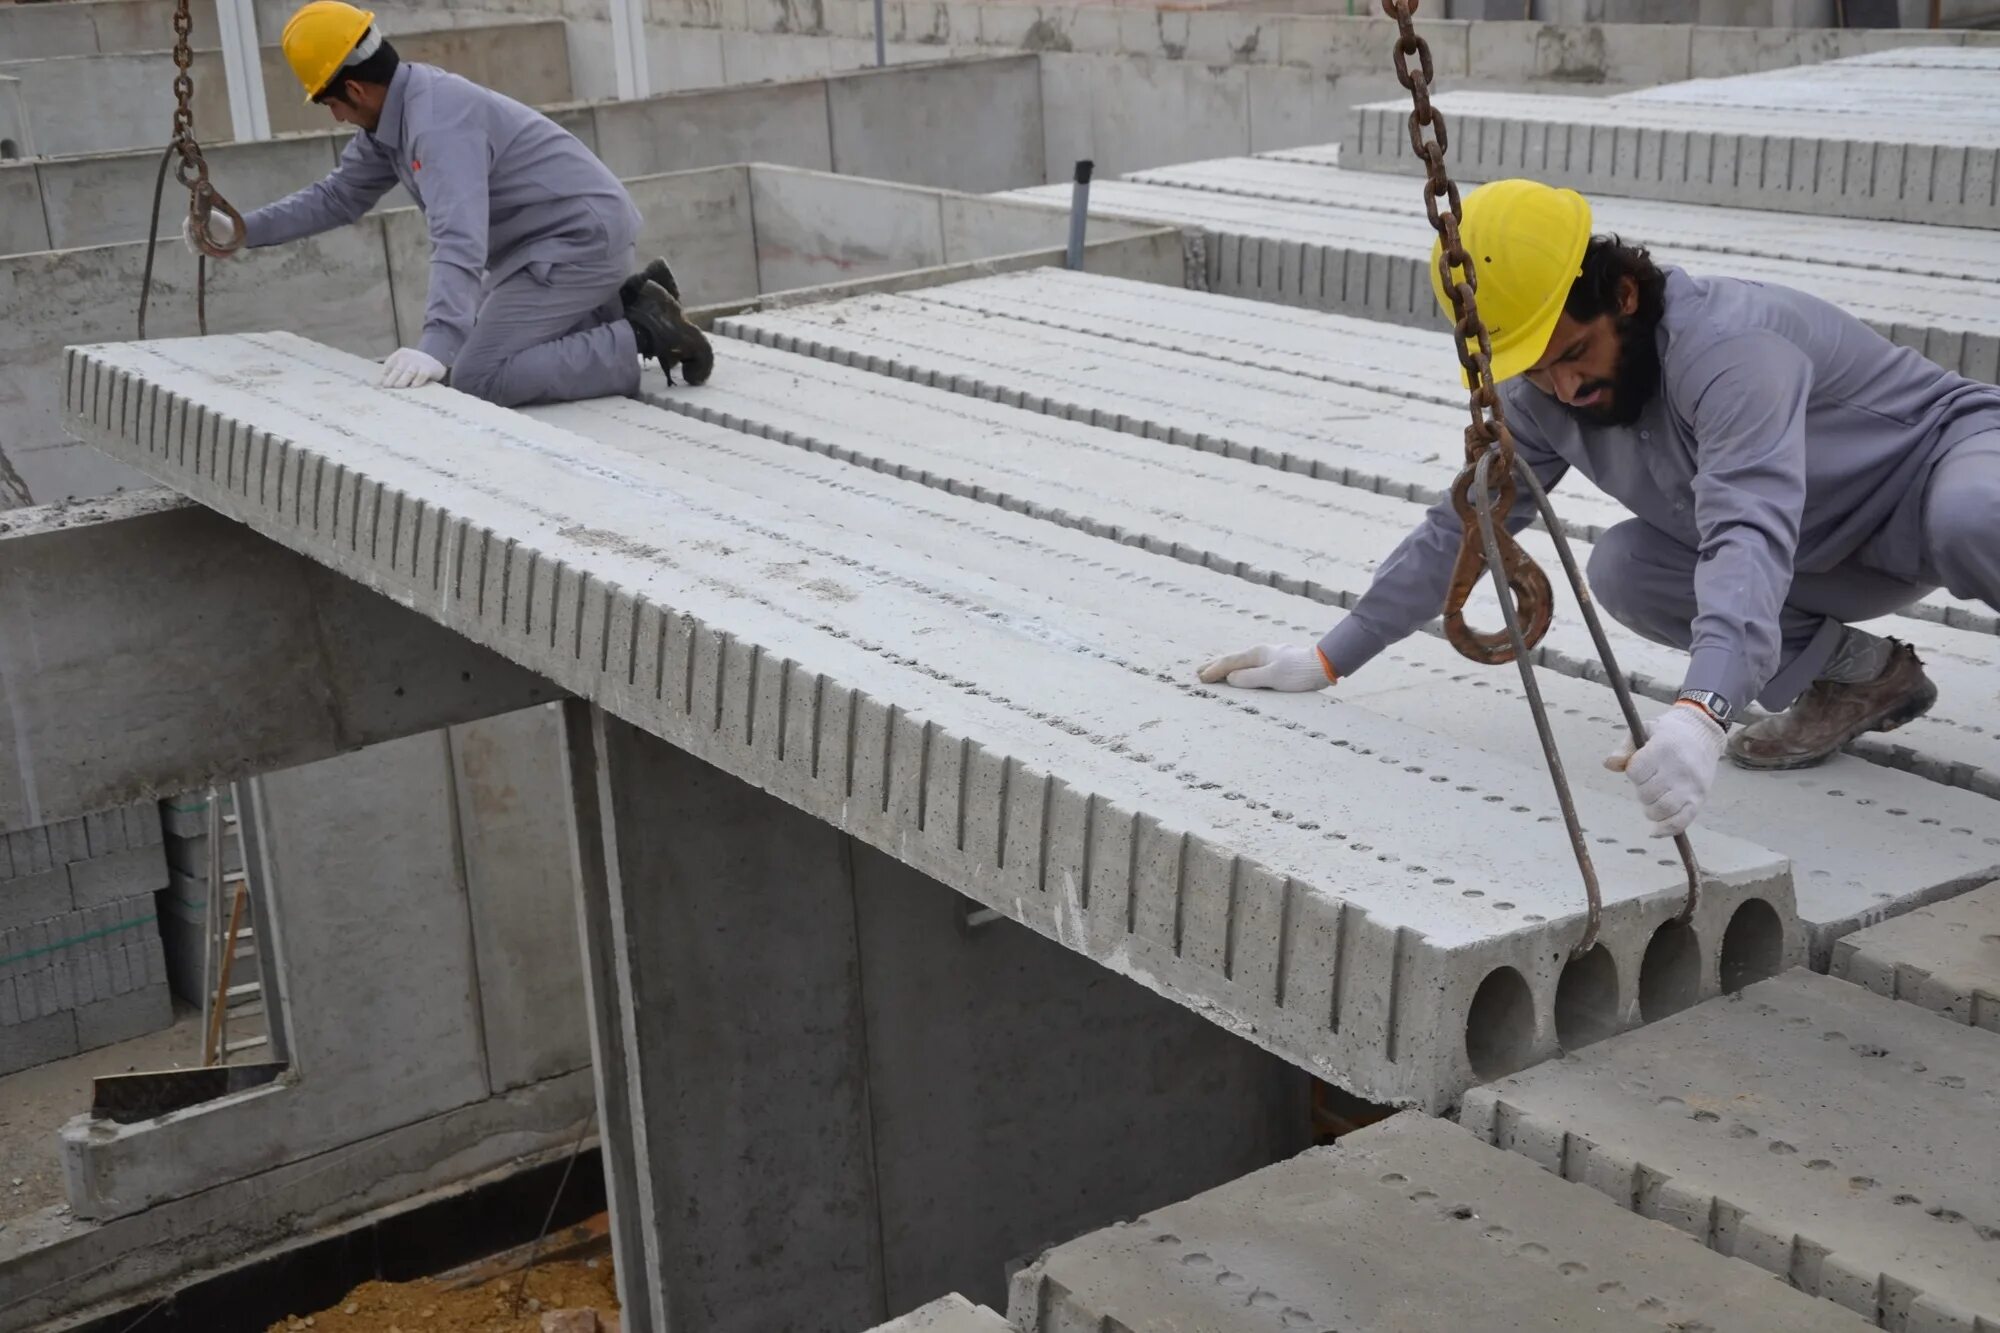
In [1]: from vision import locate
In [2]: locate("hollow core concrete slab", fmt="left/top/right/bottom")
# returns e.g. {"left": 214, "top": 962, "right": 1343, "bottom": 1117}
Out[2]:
{"left": 61, "top": 333, "right": 1794, "bottom": 1108}
{"left": 1008, "top": 1111, "right": 1873, "bottom": 1333}
{"left": 1462, "top": 969, "right": 2000, "bottom": 1330}
{"left": 1831, "top": 881, "right": 2000, "bottom": 1031}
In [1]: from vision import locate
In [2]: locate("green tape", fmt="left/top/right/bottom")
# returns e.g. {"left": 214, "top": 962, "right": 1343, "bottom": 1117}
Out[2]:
{"left": 0, "top": 914, "right": 157, "bottom": 968}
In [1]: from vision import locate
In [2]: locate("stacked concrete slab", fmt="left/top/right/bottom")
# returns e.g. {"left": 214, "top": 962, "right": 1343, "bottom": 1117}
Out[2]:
{"left": 1342, "top": 49, "right": 2000, "bottom": 228}
{"left": 157, "top": 791, "right": 241, "bottom": 1006}
{"left": 1831, "top": 881, "right": 2000, "bottom": 1030}
{"left": 1, "top": 801, "right": 172, "bottom": 1074}
{"left": 868, "top": 1295, "right": 1013, "bottom": 1332}
{"left": 999, "top": 156, "right": 2000, "bottom": 383}
{"left": 1462, "top": 970, "right": 2000, "bottom": 1329}
{"left": 60, "top": 331, "right": 1805, "bottom": 1110}
{"left": 1008, "top": 1112, "right": 1873, "bottom": 1332}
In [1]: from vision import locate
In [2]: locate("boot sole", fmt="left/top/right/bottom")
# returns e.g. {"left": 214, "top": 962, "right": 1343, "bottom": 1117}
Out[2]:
{"left": 1727, "top": 676, "right": 1939, "bottom": 772}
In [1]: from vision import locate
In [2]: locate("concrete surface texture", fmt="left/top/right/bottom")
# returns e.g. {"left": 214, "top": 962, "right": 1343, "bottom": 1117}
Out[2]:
{"left": 1000, "top": 161, "right": 2000, "bottom": 384}
{"left": 1831, "top": 881, "right": 2000, "bottom": 1030}
{"left": 868, "top": 1294, "right": 1012, "bottom": 1331}
{"left": 0, "top": 492, "right": 555, "bottom": 832}
{"left": 642, "top": 0, "right": 2000, "bottom": 84}
{"left": 0, "top": 18, "right": 572, "bottom": 158}
{"left": 57, "top": 714, "right": 592, "bottom": 1221}
{"left": 1463, "top": 968, "right": 2000, "bottom": 1330}
{"left": 568, "top": 709, "right": 1309, "bottom": 1328}
{"left": 1343, "top": 52, "right": 2000, "bottom": 228}
{"left": 644, "top": 334, "right": 2000, "bottom": 970}
{"left": 61, "top": 332, "right": 1800, "bottom": 1108}
{"left": 715, "top": 272, "right": 2000, "bottom": 805}
{"left": 1008, "top": 1110, "right": 1875, "bottom": 1333}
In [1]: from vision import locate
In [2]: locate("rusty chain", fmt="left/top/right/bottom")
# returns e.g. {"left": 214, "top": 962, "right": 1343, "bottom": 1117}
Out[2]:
{"left": 1379, "top": 0, "right": 1701, "bottom": 953}
{"left": 139, "top": 0, "right": 245, "bottom": 338}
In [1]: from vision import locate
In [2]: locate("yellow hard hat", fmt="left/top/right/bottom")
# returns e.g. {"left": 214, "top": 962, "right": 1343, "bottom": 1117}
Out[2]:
{"left": 282, "top": 0, "right": 376, "bottom": 101}
{"left": 1429, "top": 179, "right": 1593, "bottom": 387}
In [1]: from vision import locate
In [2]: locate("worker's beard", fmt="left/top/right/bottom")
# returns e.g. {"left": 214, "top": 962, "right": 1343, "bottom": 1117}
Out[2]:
{"left": 1567, "top": 312, "right": 1662, "bottom": 429}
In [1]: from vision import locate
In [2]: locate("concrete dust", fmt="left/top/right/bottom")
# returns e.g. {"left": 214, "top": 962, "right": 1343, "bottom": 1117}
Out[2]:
{"left": 269, "top": 1256, "right": 619, "bottom": 1333}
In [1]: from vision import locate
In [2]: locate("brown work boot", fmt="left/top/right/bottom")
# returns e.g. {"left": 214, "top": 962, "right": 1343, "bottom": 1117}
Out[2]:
{"left": 1727, "top": 640, "right": 1937, "bottom": 771}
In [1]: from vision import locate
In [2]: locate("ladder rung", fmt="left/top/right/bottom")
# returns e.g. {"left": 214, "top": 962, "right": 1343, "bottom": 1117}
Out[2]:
{"left": 224, "top": 1035, "right": 269, "bottom": 1054}
{"left": 225, "top": 981, "right": 261, "bottom": 999}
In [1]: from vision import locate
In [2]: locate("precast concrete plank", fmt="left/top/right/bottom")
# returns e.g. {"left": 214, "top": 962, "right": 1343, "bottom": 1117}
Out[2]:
{"left": 1840, "top": 47, "right": 2000, "bottom": 71}
{"left": 724, "top": 268, "right": 1998, "bottom": 636}
{"left": 649, "top": 341, "right": 2000, "bottom": 969}
{"left": 720, "top": 282, "right": 2000, "bottom": 802}
{"left": 867, "top": 1294, "right": 1013, "bottom": 1332}
{"left": 1000, "top": 177, "right": 2000, "bottom": 382}
{"left": 1125, "top": 154, "right": 2000, "bottom": 285}
{"left": 1341, "top": 89, "right": 2000, "bottom": 229}
{"left": 1462, "top": 970, "right": 2000, "bottom": 1330}
{"left": 65, "top": 333, "right": 1792, "bottom": 1108}
{"left": 1007, "top": 1112, "right": 1874, "bottom": 1333}
{"left": 1831, "top": 881, "right": 2000, "bottom": 1030}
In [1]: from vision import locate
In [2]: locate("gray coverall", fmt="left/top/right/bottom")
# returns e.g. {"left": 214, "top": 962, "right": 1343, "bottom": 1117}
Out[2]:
{"left": 241, "top": 62, "right": 644, "bottom": 407}
{"left": 1320, "top": 269, "right": 2000, "bottom": 711}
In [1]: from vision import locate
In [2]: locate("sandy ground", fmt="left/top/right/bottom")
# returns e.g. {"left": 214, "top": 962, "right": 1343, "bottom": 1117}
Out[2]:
{"left": 0, "top": 1002, "right": 206, "bottom": 1227}
{"left": 269, "top": 1257, "right": 620, "bottom": 1333}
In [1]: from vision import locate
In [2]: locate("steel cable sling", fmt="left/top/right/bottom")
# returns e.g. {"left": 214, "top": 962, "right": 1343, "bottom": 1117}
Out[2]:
{"left": 139, "top": 0, "right": 247, "bottom": 338}
{"left": 1380, "top": 0, "right": 1700, "bottom": 957}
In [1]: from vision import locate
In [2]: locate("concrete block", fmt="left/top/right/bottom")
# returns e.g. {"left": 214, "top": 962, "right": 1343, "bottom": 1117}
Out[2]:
{"left": 1074, "top": 55, "right": 1251, "bottom": 177}
{"left": 0, "top": 3, "right": 99, "bottom": 60}
{"left": 1469, "top": 19, "right": 1693, "bottom": 84}
{"left": 46, "top": 816, "right": 90, "bottom": 867}
{"left": 73, "top": 980, "right": 172, "bottom": 1051}
{"left": 1275, "top": 15, "right": 1469, "bottom": 79}
{"left": 33, "top": 135, "right": 339, "bottom": 251}
{"left": 750, "top": 166, "right": 947, "bottom": 292}
{"left": 159, "top": 795, "right": 216, "bottom": 841}
{"left": 1463, "top": 970, "right": 2000, "bottom": 1329}
{"left": 164, "top": 830, "right": 243, "bottom": 877}
{"left": 867, "top": 1295, "right": 1011, "bottom": 1332}
{"left": 826, "top": 56, "right": 1044, "bottom": 194}
{"left": 591, "top": 78, "right": 832, "bottom": 179}
{"left": 1831, "top": 881, "right": 2000, "bottom": 1030}
{"left": 0, "top": 869, "right": 74, "bottom": 932}
{"left": 448, "top": 704, "right": 592, "bottom": 1093}
{"left": 68, "top": 843, "right": 169, "bottom": 910}
{"left": 0, "top": 1010, "right": 78, "bottom": 1077}
{"left": 1012, "top": 1112, "right": 1870, "bottom": 1333}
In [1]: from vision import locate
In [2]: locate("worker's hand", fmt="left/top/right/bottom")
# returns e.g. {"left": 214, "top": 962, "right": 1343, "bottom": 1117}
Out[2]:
{"left": 380, "top": 348, "right": 447, "bottom": 390}
{"left": 181, "top": 210, "right": 238, "bottom": 257}
{"left": 1197, "top": 643, "right": 1334, "bottom": 692}
{"left": 1604, "top": 702, "right": 1725, "bottom": 838}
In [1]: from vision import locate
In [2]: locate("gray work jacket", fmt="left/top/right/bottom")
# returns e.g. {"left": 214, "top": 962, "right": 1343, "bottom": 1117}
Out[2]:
{"left": 1319, "top": 268, "right": 2000, "bottom": 709}
{"left": 241, "top": 62, "right": 642, "bottom": 366}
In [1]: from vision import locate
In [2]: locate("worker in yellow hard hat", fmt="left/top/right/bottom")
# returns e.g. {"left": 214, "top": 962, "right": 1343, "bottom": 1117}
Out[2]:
{"left": 1200, "top": 176, "right": 2000, "bottom": 839}
{"left": 184, "top": 0, "right": 711, "bottom": 402}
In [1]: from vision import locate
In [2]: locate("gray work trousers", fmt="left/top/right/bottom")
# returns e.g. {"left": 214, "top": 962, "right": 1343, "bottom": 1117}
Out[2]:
{"left": 1586, "top": 430, "right": 2000, "bottom": 711}
{"left": 448, "top": 248, "right": 641, "bottom": 408}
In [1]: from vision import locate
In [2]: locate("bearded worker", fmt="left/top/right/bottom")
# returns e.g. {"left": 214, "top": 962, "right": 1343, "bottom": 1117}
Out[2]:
{"left": 1199, "top": 178, "right": 2000, "bottom": 839}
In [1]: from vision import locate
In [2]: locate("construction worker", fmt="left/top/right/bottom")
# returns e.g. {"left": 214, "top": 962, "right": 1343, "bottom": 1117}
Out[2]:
{"left": 1199, "top": 179, "right": 2000, "bottom": 839}
{"left": 182, "top": 0, "right": 710, "bottom": 403}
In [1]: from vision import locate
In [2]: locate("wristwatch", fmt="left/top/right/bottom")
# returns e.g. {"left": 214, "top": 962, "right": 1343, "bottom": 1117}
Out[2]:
{"left": 1676, "top": 689, "right": 1735, "bottom": 730}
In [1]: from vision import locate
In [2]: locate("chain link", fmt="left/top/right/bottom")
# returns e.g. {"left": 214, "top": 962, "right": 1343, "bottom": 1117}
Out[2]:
{"left": 169, "top": 0, "right": 244, "bottom": 260}
{"left": 1381, "top": 0, "right": 1553, "bottom": 663}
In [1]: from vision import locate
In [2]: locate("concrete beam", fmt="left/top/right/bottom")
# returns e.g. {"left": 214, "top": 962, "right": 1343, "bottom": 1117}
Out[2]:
{"left": 1009, "top": 1112, "right": 1873, "bottom": 1333}
{"left": 0, "top": 490, "right": 558, "bottom": 831}
{"left": 868, "top": 1296, "right": 1011, "bottom": 1332}
{"left": 1462, "top": 969, "right": 2000, "bottom": 1329}
{"left": 61, "top": 333, "right": 1793, "bottom": 1108}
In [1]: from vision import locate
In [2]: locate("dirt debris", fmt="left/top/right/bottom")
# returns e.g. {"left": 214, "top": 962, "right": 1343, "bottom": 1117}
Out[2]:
{"left": 266, "top": 1257, "right": 618, "bottom": 1333}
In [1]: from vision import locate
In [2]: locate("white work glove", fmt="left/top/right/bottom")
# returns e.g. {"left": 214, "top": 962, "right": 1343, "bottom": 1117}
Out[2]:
{"left": 181, "top": 210, "right": 238, "bottom": 257}
{"left": 380, "top": 348, "right": 447, "bottom": 390}
{"left": 1197, "top": 643, "right": 1334, "bottom": 692}
{"left": 1604, "top": 702, "right": 1725, "bottom": 838}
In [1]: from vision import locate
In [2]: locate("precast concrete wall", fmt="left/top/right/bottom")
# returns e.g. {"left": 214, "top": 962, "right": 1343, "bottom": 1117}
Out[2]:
{"left": 0, "top": 19, "right": 571, "bottom": 159}
{"left": 56, "top": 713, "right": 592, "bottom": 1223}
